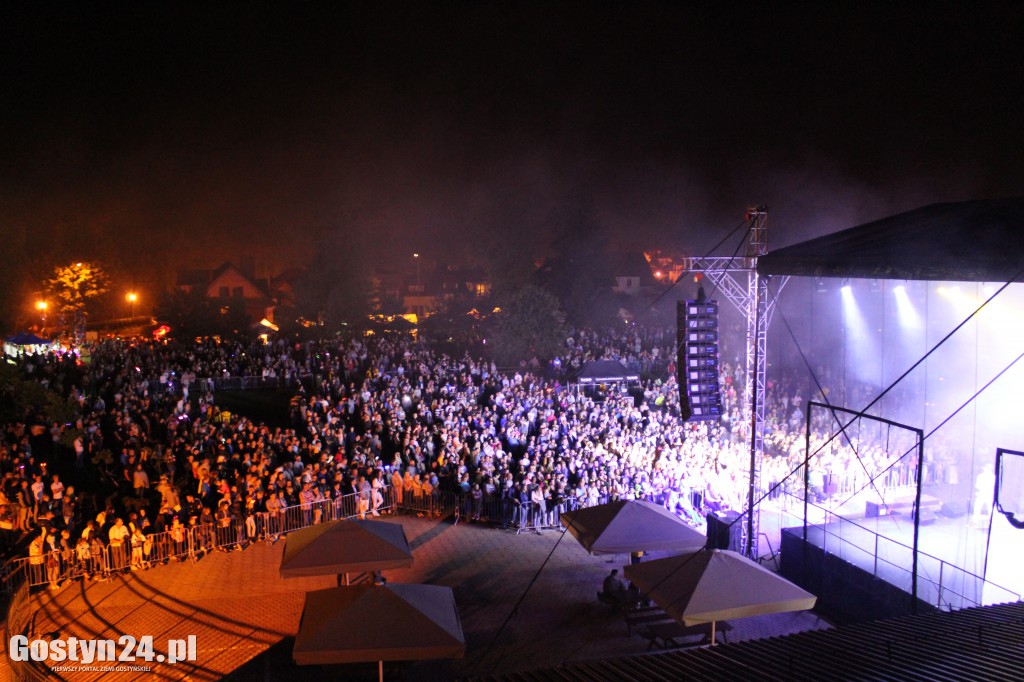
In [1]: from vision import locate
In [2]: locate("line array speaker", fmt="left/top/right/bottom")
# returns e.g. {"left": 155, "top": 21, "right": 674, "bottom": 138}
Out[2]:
{"left": 677, "top": 299, "right": 722, "bottom": 422}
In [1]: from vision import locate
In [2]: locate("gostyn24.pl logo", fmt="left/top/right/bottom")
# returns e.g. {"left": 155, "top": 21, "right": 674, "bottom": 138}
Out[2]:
{"left": 9, "top": 635, "right": 197, "bottom": 665}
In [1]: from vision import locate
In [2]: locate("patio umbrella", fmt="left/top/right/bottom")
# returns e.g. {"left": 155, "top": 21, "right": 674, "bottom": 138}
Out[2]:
{"left": 560, "top": 499, "right": 706, "bottom": 555}
{"left": 624, "top": 549, "right": 817, "bottom": 643}
{"left": 280, "top": 518, "right": 413, "bottom": 582}
{"left": 293, "top": 583, "right": 465, "bottom": 680}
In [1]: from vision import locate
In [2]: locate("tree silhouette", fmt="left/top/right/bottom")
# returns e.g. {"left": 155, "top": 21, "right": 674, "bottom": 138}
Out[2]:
{"left": 535, "top": 206, "right": 614, "bottom": 326}
{"left": 293, "top": 233, "right": 373, "bottom": 331}
{"left": 489, "top": 285, "right": 566, "bottom": 365}
{"left": 47, "top": 261, "right": 110, "bottom": 341}
{"left": 154, "top": 288, "right": 250, "bottom": 339}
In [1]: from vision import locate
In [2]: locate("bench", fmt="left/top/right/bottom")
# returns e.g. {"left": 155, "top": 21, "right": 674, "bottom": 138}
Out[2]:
{"left": 639, "top": 620, "right": 733, "bottom": 650}
{"left": 598, "top": 590, "right": 640, "bottom": 610}
{"left": 625, "top": 608, "right": 675, "bottom": 636}
{"left": 598, "top": 590, "right": 625, "bottom": 609}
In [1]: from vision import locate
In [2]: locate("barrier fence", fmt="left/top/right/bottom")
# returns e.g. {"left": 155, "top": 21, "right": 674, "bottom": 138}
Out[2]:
{"left": 389, "top": 488, "right": 580, "bottom": 533}
{"left": 143, "top": 374, "right": 310, "bottom": 396}
{"left": 1, "top": 486, "right": 397, "bottom": 596}
{"left": 0, "top": 485, "right": 697, "bottom": 597}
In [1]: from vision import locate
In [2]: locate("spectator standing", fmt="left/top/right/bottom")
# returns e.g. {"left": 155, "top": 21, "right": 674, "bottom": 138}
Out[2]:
{"left": 107, "top": 518, "right": 129, "bottom": 572}
{"left": 133, "top": 464, "right": 150, "bottom": 498}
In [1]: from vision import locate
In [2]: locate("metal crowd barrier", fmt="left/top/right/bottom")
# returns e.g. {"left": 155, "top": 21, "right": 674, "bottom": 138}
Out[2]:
{"left": 392, "top": 489, "right": 459, "bottom": 520}
{"left": 3, "top": 483, "right": 710, "bottom": 601}
{"left": 1, "top": 487, "right": 396, "bottom": 595}
{"left": 454, "top": 493, "right": 579, "bottom": 534}
{"left": 143, "top": 374, "right": 313, "bottom": 396}
{"left": 390, "top": 489, "right": 585, "bottom": 533}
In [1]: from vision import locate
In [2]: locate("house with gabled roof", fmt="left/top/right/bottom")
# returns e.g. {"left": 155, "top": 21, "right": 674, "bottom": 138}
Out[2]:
{"left": 610, "top": 251, "right": 658, "bottom": 295}
{"left": 175, "top": 260, "right": 289, "bottom": 325}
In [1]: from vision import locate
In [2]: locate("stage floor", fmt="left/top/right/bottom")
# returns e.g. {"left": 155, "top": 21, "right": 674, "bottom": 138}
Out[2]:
{"left": 756, "top": 487, "right": 1023, "bottom": 609}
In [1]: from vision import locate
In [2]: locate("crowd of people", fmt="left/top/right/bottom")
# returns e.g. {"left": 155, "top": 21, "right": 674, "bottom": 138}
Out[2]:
{"left": 0, "top": 324, "right": 942, "bottom": 588}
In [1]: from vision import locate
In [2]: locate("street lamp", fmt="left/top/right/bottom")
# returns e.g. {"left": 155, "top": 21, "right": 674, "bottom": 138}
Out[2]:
{"left": 413, "top": 253, "right": 421, "bottom": 289}
{"left": 35, "top": 300, "right": 48, "bottom": 328}
{"left": 127, "top": 292, "right": 138, "bottom": 318}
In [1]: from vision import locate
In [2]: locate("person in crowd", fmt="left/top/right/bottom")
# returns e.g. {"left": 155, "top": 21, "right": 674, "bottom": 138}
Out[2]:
{"left": 130, "top": 526, "right": 147, "bottom": 570}
{"left": 107, "top": 518, "right": 130, "bottom": 573}
{"left": 74, "top": 534, "right": 91, "bottom": 580}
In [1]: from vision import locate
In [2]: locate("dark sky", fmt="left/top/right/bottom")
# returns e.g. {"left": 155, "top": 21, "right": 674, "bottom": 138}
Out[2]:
{"left": 3, "top": 2, "right": 1023, "bottom": 282}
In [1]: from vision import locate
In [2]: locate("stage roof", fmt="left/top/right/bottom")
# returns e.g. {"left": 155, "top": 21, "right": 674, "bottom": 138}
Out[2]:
{"left": 757, "top": 197, "right": 1024, "bottom": 283}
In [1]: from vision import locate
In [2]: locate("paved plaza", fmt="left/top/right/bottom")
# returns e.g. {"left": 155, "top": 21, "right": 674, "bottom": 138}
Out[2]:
{"left": 1, "top": 514, "right": 831, "bottom": 680}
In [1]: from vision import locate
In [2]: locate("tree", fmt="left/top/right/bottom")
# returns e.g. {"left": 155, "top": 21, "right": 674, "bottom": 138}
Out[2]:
{"left": 293, "top": 233, "right": 374, "bottom": 331}
{"left": 535, "top": 207, "right": 615, "bottom": 326}
{"left": 488, "top": 285, "right": 567, "bottom": 365}
{"left": 367, "top": 274, "right": 404, "bottom": 316}
{"left": 47, "top": 261, "right": 110, "bottom": 341}
{"left": 419, "top": 291, "right": 478, "bottom": 343}
{"left": 155, "top": 288, "right": 250, "bottom": 339}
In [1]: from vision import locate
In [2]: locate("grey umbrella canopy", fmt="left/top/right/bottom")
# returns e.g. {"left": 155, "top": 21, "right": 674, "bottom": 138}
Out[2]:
{"left": 560, "top": 499, "right": 706, "bottom": 555}
{"left": 280, "top": 518, "right": 413, "bottom": 578}
{"left": 624, "top": 549, "right": 817, "bottom": 627}
{"left": 293, "top": 583, "right": 465, "bottom": 666}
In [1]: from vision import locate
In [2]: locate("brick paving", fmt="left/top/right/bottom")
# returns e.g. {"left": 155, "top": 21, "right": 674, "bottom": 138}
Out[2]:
{"left": 2, "top": 515, "right": 831, "bottom": 680}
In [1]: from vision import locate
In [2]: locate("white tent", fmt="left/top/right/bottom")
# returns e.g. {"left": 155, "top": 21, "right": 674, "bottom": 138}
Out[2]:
{"left": 293, "top": 583, "right": 465, "bottom": 679}
{"left": 625, "top": 549, "right": 817, "bottom": 642}
{"left": 560, "top": 499, "right": 706, "bottom": 555}
{"left": 281, "top": 518, "right": 413, "bottom": 580}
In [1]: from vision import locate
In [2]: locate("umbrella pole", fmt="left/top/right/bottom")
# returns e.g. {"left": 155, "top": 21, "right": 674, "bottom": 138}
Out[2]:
{"left": 379, "top": 659, "right": 383, "bottom": 682}
{"left": 710, "top": 621, "right": 716, "bottom": 646}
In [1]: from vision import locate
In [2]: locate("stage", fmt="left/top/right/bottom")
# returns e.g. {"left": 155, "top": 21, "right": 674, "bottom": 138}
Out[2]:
{"left": 756, "top": 487, "right": 1023, "bottom": 611}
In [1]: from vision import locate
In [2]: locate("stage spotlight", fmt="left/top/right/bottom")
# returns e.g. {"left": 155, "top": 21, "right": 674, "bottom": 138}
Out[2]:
{"left": 937, "top": 284, "right": 977, "bottom": 313}
{"left": 893, "top": 283, "right": 921, "bottom": 329}
{"left": 840, "top": 278, "right": 874, "bottom": 380}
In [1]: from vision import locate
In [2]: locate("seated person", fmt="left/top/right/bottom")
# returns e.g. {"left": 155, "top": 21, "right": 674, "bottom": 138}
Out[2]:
{"left": 601, "top": 568, "right": 629, "bottom": 605}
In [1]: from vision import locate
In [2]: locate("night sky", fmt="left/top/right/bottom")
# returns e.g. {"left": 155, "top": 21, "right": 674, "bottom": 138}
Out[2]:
{"left": 3, "top": 3, "right": 1023, "bottom": 286}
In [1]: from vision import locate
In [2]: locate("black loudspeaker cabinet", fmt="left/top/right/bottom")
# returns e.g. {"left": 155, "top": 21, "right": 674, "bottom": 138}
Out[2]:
{"left": 941, "top": 501, "right": 967, "bottom": 518}
{"left": 705, "top": 511, "right": 743, "bottom": 552}
{"left": 677, "top": 299, "right": 722, "bottom": 421}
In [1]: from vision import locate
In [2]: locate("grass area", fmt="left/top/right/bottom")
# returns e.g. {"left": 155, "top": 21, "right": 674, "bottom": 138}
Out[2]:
{"left": 213, "top": 389, "right": 295, "bottom": 429}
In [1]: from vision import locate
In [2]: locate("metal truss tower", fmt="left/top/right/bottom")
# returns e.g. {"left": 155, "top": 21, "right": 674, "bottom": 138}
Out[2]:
{"left": 680, "top": 206, "right": 786, "bottom": 558}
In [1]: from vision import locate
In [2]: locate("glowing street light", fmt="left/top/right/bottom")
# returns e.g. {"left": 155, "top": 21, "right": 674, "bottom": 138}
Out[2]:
{"left": 127, "top": 291, "right": 138, "bottom": 317}
{"left": 412, "top": 253, "right": 421, "bottom": 289}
